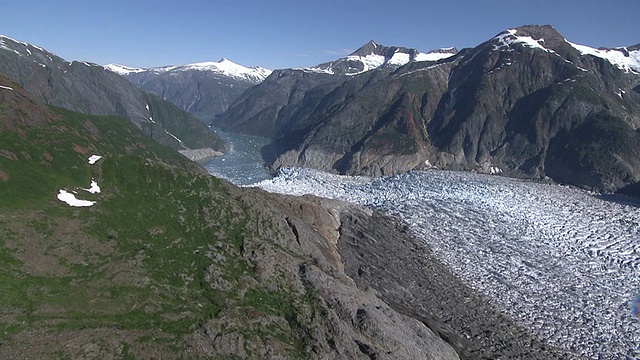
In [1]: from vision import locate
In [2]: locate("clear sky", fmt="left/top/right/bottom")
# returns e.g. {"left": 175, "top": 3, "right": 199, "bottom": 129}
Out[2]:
{"left": 2, "top": 0, "right": 638, "bottom": 70}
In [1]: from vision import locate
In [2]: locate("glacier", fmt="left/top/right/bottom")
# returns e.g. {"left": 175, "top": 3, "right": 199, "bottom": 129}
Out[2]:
{"left": 252, "top": 167, "right": 640, "bottom": 359}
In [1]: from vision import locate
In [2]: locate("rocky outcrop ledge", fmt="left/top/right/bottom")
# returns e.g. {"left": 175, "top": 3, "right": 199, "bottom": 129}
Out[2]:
{"left": 178, "top": 148, "right": 223, "bottom": 162}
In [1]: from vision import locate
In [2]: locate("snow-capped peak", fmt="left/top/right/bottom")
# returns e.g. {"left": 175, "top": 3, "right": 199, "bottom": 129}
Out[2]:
{"left": 566, "top": 42, "right": 640, "bottom": 74}
{"left": 103, "top": 64, "right": 146, "bottom": 75}
{"left": 300, "top": 42, "right": 457, "bottom": 76}
{"left": 104, "top": 58, "right": 272, "bottom": 83}
{"left": 492, "top": 29, "right": 557, "bottom": 54}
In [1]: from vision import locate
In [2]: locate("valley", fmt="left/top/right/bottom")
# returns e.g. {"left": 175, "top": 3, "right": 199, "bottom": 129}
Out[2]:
{"left": 1, "top": 21, "right": 640, "bottom": 359}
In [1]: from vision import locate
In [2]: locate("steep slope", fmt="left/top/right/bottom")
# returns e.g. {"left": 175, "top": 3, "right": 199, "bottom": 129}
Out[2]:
{"left": 0, "top": 35, "right": 225, "bottom": 152}
{"left": 0, "top": 75, "right": 464, "bottom": 359}
{"left": 220, "top": 25, "right": 640, "bottom": 191}
{"left": 214, "top": 41, "right": 457, "bottom": 137}
{"left": 106, "top": 59, "right": 272, "bottom": 122}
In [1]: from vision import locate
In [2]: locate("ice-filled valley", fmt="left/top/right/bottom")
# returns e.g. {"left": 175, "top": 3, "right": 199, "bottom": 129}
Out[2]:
{"left": 251, "top": 167, "right": 640, "bottom": 359}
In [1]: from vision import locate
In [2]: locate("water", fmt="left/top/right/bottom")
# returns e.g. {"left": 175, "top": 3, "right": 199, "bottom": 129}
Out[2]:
{"left": 204, "top": 127, "right": 274, "bottom": 185}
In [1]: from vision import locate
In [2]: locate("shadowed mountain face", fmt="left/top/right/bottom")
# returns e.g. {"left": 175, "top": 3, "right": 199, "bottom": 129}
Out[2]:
{"left": 0, "top": 35, "right": 226, "bottom": 152}
{"left": 215, "top": 25, "right": 640, "bottom": 191}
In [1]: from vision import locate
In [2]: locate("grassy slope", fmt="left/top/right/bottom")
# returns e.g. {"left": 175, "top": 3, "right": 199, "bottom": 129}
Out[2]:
{"left": 0, "top": 97, "right": 317, "bottom": 358}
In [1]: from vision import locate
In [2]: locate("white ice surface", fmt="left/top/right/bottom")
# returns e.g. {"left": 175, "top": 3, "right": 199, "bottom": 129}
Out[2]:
{"left": 253, "top": 167, "right": 640, "bottom": 359}
{"left": 57, "top": 189, "right": 95, "bottom": 207}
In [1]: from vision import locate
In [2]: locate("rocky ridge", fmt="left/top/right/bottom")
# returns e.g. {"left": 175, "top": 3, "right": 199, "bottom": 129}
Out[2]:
{"left": 0, "top": 35, "right": 225, "bottom": 151}
{"left": 216, "top": 25, "right": 640, "bottom": 192}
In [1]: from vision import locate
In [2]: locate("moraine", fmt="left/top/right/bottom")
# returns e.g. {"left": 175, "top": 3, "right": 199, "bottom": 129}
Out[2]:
{"left": 250, "top": 167, "right": 640, "bottom": 359}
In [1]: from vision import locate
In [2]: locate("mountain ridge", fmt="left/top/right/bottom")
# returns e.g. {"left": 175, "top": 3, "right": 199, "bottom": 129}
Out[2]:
{"left": 0, "top": 34, "right": 226, "bottom": 152}
{"left": 105, "top": 58, "right": 272, "bottom": 122}
{"left": 215, "top": 24, "right": 640, "bottom": 192}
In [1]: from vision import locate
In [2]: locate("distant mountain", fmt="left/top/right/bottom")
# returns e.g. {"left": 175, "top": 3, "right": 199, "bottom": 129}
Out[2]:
{"left": 0, "top": 35, "right": 225, "bottom": 152}
{"left": 214, "top": 41, "right": 457, "bottom": 138}
{"left": 215, "top": 25, "right": 640, "bottom": 192}
{"left": 105, "top": 59, "right": 272, "bottom": 122}
{"left": 302, "top": 40, "right": 457, "bottom": 75}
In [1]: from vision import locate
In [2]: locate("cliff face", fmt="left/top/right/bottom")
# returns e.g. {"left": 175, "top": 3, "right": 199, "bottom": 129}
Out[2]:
{"left": 217, "top": 25, "right": 640, "bottom": 191}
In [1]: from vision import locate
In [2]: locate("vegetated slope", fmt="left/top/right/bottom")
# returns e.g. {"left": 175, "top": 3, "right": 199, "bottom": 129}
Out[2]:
{"left": 0, "top": 35, "right": 226, "bottom": 152}
{"left": 0, "top": 75, "right": 463, "bottom": 359}
{"left": 217, "top": 25, "right": 640, "bottom": 192}
{"left": 106, "top": 59, "right": 272, "bottom": 122}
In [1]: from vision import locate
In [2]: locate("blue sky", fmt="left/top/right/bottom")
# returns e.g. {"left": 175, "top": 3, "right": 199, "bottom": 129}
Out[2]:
{"left": 2, "top": 0, "right": 638, "bottom": 70}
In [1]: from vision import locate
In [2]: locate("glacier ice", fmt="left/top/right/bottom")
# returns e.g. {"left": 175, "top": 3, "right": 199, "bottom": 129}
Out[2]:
{"left": 253, "top": 167, "right": 640, "bottom": 358}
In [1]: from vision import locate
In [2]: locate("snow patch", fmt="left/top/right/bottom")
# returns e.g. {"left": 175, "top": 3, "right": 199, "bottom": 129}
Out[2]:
{"left": 387, "top": 52, "right": 411, "bottom": 66}
{"left": 0, "top": 85, "right": 13, "bottom": 91}
{"left": 493, "top": 29, "right": 557, "bottom": 55}
{"left": 87, "top": 155, "right": 102, "bottom": 165}
{"left": 84, "top": 179, "right": 101, "bottom": 194}
{"left": 164, "top": 130, "right": 183, "bottom": 144}
{"left": 103, "top": 64, "right": 146, "bottom": 75}
{"left": 57, "top": 189, "right": 95, "bottom": 207}
{"left": 414, "top": 51, "right": 456, "bottom": 62}
{"left": 567, "top": 41, "right": 640, "bottom": 73}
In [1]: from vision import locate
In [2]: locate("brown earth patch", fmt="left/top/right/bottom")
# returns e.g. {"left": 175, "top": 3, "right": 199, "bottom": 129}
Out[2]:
{"left": 0, "top": 169, "right": 9, "bottom": 182}
{"left": 0, "top": 149, "right": 18, "bottom": 161}
{"left": 72, "top": 143, "right": 90, "bottom": 155}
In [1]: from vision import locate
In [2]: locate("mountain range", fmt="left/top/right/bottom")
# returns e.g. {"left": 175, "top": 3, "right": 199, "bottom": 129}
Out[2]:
{"left": 105, "top": 59, "right": 271, "bottom": 122}
{"left": 211, "top": 25, "right": 640, "bottom": 192}
{"left": 0, "top": 35, "right": 226, "bottom": 153}
{"left": 1, "top": 24, "right": 635, "bottom": 358}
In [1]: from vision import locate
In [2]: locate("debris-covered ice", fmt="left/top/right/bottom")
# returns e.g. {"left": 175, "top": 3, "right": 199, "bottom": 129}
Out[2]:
{"left": 253, "top": 167, "right": 640, "bottom": 359}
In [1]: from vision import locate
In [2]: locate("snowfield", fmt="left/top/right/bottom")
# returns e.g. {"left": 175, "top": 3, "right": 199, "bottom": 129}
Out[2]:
{"left": 253, "top": 167, "right": 640, "bottom": 359}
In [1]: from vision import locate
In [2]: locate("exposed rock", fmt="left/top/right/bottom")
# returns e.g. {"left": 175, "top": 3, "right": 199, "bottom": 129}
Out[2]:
{"left": 178, "top": 148, "right": 223, "bottom": 162}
